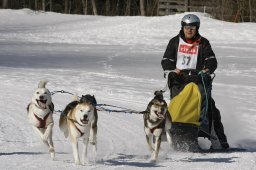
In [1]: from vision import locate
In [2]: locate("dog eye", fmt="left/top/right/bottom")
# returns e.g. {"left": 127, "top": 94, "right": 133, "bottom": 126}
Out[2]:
{"left": 80, "top": 110, "right": 83, "bottom": 112}
{"left": 44, "top": 92, "right": 47, "bottom": 94}
{"left": 36, "top": 92, "right": 39, "bottom": 94}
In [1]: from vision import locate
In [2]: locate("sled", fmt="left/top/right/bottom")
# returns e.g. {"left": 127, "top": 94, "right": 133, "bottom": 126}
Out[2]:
{"left": 168, "top": 72, "right": 214, "bottom": 152}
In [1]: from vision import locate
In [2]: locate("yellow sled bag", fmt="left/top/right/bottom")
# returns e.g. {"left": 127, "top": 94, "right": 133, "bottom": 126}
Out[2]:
{"left": 168, "top": 82, "right": 201, "bottom": 126}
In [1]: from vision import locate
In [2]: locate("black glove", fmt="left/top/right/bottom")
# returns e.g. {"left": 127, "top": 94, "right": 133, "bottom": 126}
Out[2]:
{"left": 169, "top": 72, "right": 184, "bottom": 83}
{"left": 182, "top": 74, "right": 200, "bottom": 83}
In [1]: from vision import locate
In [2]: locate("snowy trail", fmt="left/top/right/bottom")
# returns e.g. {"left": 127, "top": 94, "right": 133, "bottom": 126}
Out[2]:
{"left": 0, "top": 67, "right": 255, "bottom": 170}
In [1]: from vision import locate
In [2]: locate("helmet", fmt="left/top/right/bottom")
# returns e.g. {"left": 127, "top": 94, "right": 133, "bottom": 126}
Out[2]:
{"left": 181, "top": 14, "right": 200, "bottom": 28}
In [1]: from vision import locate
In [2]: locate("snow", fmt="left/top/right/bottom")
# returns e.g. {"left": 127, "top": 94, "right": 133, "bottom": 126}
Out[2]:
{"left": 0, "top": 9, "right": 256, "bottom": 169}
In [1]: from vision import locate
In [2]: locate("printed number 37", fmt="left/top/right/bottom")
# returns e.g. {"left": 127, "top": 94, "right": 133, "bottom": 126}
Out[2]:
{"left": 182, "top": 56, "right": 191, "bottom": 65}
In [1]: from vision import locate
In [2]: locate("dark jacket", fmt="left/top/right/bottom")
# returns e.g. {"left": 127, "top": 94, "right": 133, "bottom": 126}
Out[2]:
{"left": 161, "top": 31, "right": 217, "bottom": 74}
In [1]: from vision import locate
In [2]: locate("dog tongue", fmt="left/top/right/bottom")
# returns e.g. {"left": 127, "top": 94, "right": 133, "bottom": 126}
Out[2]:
{"left": 38, "top": 101, "right": 46, "bottom": 109}
{"left": 158, "top": 112, "right": 165, "bottom": 118}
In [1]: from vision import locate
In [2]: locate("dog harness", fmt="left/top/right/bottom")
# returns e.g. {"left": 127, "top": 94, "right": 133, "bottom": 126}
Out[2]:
{"left": 74, "top": 123, "right": 85, "bottom": 137}
{"left": 34, "top": 112, "right": 51, "bottom": 128}
{"left": 149, "top": 120, "right": 165, "bottom": 134}
{"left": 146, "top": 113, "right": 166, "bottom": 134}
{"left": 62, "top": 113, "right": 85, "bottom": 137}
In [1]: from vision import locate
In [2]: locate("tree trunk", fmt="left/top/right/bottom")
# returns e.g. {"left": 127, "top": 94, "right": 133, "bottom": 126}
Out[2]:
{"left": 105, "top": 0, "right": 110, "bottom": 15}
{"left": 81, "top": 0, "right": 88, "bottom": 15}
{"left": 151, "top": 0, "right": 159, "bottom": 16}
{"left": 140, "top": 0, "right": 146, "bottom": 16}
{"left": 221, "top": 0, "right": 225, "bottom": 21}
{"left": 49, "top": 0, "right": 53, "bottom": 11}
{"left": 91, "top": 0, "right": 97, "bottom": 15}
{"left": 28, "top": 0, "right": 32, "bottom": 9}
{"left": 115, "top": 0, "right": 120, "bottom": 15}
{"left": 249, "top": 0, "right": 252, "bottom": 22}
{"left": 35, "top": 0, "right": 38, "bottom": 10}
{"left": 2, "top": 0, "right": 8, "bottom": 8}
{"left": 42, "top": 0, "right": 45, "bottom": 11}
{"left": 125, "top": 0, "right": 131, "bottom": 16}
{"left": 64, "top": 0, "right": 69, "bottom": 14}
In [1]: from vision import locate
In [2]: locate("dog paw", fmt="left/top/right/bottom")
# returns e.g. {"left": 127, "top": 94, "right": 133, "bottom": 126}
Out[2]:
{"left": 49, "top": 148, "right": 55, "bottom": 160}
{"left": 150, "top": 159, "right": 157, "bottom": 163}
{"left": 90, "top": 141, "right": 96, "bottom": 145}
{"left": 82, "top": 159, "right": 89, "bottom": 165}
{"left": 151, "top": 153, "right": 157, "bottom": 161}
{"left": 89, "top": 138, "right": 97, "bottom": 145}
{"left": 75, "top": 160, "right": 81, "bottom": 165}
{"left": 49, "top": 147, "right": 55, "bottom": 153}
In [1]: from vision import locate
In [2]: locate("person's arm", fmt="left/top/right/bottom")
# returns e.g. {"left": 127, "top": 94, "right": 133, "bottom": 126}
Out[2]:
{"left": 161, "top": 37, "right": 178, "bottom": 73}
{"left": 203, "top": 39, "right": 217, "bottom": 73}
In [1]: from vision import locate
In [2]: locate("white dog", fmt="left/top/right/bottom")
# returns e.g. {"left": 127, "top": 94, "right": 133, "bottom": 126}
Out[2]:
{"left": 142, "top": 91, "right": 172, "bottom": 162}
{"left": 27, "top": 80, "right": 55, "bottom": 160}
{"left": 59, "top": 94, "right": 98, "bottom": 165}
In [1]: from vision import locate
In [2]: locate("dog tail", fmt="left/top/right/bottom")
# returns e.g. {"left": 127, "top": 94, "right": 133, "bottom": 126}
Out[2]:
{"left": 59, "top": 114, "right": 69, "bottom": 138}
{"left": 38, "top": 80, "right": 48, "bottom": 88}
{"left": 154, "top": 90, "right": 164, "bottom": 100}
{"left": 72, "top": 94, "right": 79, "bottom": 101}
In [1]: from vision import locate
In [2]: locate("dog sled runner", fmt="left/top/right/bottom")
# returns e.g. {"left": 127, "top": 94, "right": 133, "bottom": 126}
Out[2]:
{"left": 167, "top": 70, "right": 215, "bottom": 152}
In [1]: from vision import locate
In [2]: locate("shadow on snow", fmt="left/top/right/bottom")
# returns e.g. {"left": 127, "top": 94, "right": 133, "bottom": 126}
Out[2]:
{"left": 185, "top": 157, "right": 239, "bottom": 163}
{"left": 101, "top": 153, "right": 163, "bottom": 168}
{"left": 0, "top": 151, "right": 68, "bottom": 156}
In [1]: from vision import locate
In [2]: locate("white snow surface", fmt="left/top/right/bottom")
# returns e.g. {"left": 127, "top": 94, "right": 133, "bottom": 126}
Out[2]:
{"left": 0, "top": 9, "right": 256, "bottom": 169}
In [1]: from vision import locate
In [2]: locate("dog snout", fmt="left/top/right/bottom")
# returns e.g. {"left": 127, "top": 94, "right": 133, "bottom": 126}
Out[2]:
{"left": 39, "top": 95, "right": 44, "bottom": 100}
{"left": 83, "top": 114, "right": 88, "bottom": 120}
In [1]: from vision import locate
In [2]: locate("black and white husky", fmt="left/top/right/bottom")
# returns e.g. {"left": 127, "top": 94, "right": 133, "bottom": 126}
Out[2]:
{"left": 27, "top": 80, "right": 55, "bottom": 160}
{"left": 143, "top": 91, "right": 172, "bottom": 161}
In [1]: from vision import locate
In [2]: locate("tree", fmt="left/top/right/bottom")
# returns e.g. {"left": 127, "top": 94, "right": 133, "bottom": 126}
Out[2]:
{"left": 42, "top": 0, "right": 45, "bottom": 11}
{"left": 49, "top": 0, "right": 53, "bottom": 11}
{"left": 81, "top": 0, "right": 88, "bottom": 15}
{"left": 140, "top": 0, "right": 146, "bottom": 16}
{"left": 125, "top": 0, "right": 131, "bottom": 16}
{"left": 64, "top": 0, "right": 69, "bottom": 13}
{"left": 35, "top": 0, "right": 38, "bottom": 10}
{"left": 91, "top": 0, "right": 97, "bottom": 15}
{"left": 105, "top": 0, "right": 110, "bottom": 15}
{"left": 2, "top": 0, "right": 8, "bottom": 8}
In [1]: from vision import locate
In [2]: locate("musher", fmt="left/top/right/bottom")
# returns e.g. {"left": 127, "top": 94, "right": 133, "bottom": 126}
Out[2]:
{"left": 161, "top": 14, "right": 229, "bottom": 150}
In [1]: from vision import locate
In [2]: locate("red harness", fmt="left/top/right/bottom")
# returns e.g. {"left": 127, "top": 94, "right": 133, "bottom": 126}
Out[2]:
{"left": 74, "top": 124, "right": 84, "bottom": 137}
{"left": 150, "top": 122, "right": 165, "bottom": 134}
{"left": 34, "top": 112, "right": 51, "bottom": 128}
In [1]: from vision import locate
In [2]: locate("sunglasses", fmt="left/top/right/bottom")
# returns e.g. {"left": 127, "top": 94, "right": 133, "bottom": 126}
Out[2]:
{"left": 184, "top": 25, "right": 197, "bottom": 30}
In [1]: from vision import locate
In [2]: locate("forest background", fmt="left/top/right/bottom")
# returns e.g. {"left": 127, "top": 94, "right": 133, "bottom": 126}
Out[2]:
{"left": 0, "top": 0, "right": 255, "bottom": 22}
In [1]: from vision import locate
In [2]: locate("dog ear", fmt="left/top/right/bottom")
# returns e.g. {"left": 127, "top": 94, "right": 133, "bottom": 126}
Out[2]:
{"left": 146, "top": 101, "right": 153, "bottom": 113}
{"left": 72, "top": 94, "right": 79, "bottom": 101}
{"left": 154, "top": 90, "right": 163, "bottom": 100}
{"left": 80, "top": 94, "right": 97, "bottom": 106}
{"left": 92, "top": 95, "right": 97, "bottom": 106}
{"left": 49, "top": 103, "right": 54, "bottom": 112}
{"left": 38, "top": 80, "right": 48, "bottom": 88}
{"left": 62, "top": 101, "right": 78, "bottom": 116}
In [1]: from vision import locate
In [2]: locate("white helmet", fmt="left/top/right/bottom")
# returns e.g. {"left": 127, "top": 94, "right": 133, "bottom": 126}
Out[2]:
{"left": 181, "top": 14, "right": 200, "bottom": 28}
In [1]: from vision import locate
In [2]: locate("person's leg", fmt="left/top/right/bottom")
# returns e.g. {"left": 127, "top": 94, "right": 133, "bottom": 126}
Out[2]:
{"left": 211, "top": 98, "right": 229, "bottom": 148}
